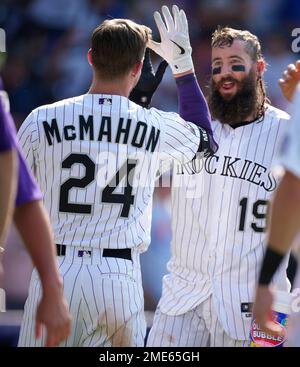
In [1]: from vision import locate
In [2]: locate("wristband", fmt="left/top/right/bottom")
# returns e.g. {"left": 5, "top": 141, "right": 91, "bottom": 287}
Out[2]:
{"left": 258, "top": 246, "right": 285, "bottom": 285}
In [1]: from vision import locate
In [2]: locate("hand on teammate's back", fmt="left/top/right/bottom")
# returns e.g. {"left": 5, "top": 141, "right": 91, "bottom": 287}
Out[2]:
{"left": 279, "top": 60, "right": 300, "bottom": 102}
{"left": 148, "top": 5, "right": 194, "bottom": 75}
{"left": 129, "top": 48, "right": 168, "bottom": 108}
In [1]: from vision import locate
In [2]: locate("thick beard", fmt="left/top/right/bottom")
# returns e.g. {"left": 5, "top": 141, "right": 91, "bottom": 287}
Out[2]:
{"left": 207, "top": 69, "right": 260, "bottom": 125}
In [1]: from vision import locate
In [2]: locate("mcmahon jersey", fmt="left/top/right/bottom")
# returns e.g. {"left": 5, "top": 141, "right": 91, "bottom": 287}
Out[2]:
{"left": 18, "top": 94, "right": 203, "bottom": 251}
{"left": 158, "top": 105, "right": 291, "bottom": 340}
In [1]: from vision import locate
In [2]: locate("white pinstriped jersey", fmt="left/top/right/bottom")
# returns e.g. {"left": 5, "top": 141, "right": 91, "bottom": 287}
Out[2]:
{"left": 280, "top": 84, "right": 300, "bottom": 178}
{"left": 158, "top": 105, "right": 291, "bottom": 340}
{"left": 17, "top": 93, "right": 202, "bottom": 250}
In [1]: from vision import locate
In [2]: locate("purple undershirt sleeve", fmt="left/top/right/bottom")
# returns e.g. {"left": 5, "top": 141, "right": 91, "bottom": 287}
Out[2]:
{"left": 0, "top": 94, "right": 16, "bottom": 152}
{"left": 0, "top": 80, "right": 42, "bottom": 205}
{"left": 16, "top": 147, "right": 42, "bottom": 206}
{"left": 176, "top": 73, "right": 218, "bottom": 153}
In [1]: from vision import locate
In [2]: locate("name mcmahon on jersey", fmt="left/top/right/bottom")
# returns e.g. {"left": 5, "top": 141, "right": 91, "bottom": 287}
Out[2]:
{"left": 42, "top": 115, "right": 160, "bottom": 152}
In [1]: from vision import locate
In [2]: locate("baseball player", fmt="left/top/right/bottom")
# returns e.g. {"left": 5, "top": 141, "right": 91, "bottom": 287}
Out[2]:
{"left": 17, "top": 6, "right": 216, "bottom": 347}
{"left": 253, "top": 62, "right": 300, "bottom": 346}
{"left": 0, "top": 88, "right": 17, "bottom": 251}
{"left": 0, "top": 85, "right": 17, "bottom": 311}
{"left": 0, "top": 81, "right": 71, "bottom": 346}
{"left": 147, "top": 26, "right": 292, "bottom": 347}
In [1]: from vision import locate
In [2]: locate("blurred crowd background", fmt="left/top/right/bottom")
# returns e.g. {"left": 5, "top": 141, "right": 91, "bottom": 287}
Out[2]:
{"left": 0, "top": 0, "right": 300, "bottom": 315}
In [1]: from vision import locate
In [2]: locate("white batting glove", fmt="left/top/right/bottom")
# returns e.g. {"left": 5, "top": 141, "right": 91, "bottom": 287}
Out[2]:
{"left": 149, "top": 5, "right": 194, "bottom": 75}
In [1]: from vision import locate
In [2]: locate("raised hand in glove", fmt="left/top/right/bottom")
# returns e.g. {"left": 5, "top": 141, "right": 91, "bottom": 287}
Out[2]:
{"left": 129, "top": 48, "right": 168, "bottom": 108}
{"left": 149, "top": 5, "right": 193, "bottom": 75}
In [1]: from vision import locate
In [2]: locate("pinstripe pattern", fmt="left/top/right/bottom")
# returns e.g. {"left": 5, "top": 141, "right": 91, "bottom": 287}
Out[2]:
{"left": 154, "top": 105, "right": 291, "bottom": 345}
{"left": 220, "top": 124, "right": 247, "bottom": 338}
{"left": 18, "top": 95, "right": 201, "bottom": 249}
{"left": 18, "top": 270, "right": 42, "bottom": 347}
{"left": 147, "top": 296, "right": 248, "bottom": 347}
{"left": 17, "top": 94, "right": 202, "bottom": 347}
{"left": 19, "top": 248, "right": 146, "bottom": 347}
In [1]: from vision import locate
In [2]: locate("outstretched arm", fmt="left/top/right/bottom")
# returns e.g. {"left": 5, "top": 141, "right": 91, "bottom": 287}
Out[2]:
{"left": 149, "top": 5, "right": 218, "bottom": 154}
{"left": 175, "top": 73, "right": 218, "bottom": 153}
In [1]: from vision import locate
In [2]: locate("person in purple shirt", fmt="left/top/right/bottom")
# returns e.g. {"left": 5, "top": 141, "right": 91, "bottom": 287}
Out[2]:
{"left": 0, "top": 84, "right": 71, "bottom": 347}
{"left": 0, "top": 90, "right": 17, "bottom": 252}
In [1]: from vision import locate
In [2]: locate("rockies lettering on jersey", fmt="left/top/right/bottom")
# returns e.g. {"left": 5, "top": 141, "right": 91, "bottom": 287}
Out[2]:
{"left": 157, "top": 105, "right": 291, "bottom": 341}
{"left": 177, "top": 155, "right": 277, "bottom": 192}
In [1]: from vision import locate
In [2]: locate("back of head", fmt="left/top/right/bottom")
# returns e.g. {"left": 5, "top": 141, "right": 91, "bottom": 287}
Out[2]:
{"left": 91, "top": 19, "right": 151, "bottom": 80}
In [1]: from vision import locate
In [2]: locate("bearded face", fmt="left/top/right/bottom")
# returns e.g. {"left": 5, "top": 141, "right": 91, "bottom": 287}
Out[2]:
{"left": 208, "top": 40, "right": 265, "bottom": 126}
{"left": 207, "top": 68, "right": 260, "bottom": 125}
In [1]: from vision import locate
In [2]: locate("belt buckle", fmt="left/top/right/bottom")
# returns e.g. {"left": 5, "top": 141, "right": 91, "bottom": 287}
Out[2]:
{"left": 78, "top": 250, "right": 92, "bottom": 258}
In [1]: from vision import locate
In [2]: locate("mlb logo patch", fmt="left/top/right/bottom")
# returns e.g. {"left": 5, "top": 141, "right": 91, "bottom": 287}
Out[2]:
{"left": 78, "top": 250, "right": 92, "bottom": 258}
{"left": 99, "top": 98, "right": 112, "bottom": 105}
{"left": 241, "top": 302, "right": 253, "bottom": 319}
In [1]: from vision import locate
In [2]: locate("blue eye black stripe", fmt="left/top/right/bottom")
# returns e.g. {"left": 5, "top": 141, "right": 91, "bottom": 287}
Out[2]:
{"left": 232, "top": 65, "right": 245, "bottom": 72}
{"left": 212, "top": 67, "right": 221, "bottom": 75}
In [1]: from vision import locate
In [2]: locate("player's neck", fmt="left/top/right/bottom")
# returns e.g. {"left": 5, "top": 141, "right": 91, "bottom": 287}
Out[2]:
{"left": 227, "top": 110, "right": 259, "bottom": 128}
{"left": 244, "top": 111, "right": 257, "bottom": 123}
{"left": 88, "top": 77, "right": 132, "bottom": 97}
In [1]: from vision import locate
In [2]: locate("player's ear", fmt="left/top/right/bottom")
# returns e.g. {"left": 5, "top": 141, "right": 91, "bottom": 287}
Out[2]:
{"left": 131, "top": 61, "right": 143, "bottom": 78}
{"left": 87, "top": 49, "right": 93, "bottom": 66}
{"left": 257, "top": 59, "right": 265, "bottom": 77}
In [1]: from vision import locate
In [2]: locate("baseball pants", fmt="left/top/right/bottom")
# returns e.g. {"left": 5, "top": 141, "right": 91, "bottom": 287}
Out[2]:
{"left": 146, "top": 295, "right": 248, "bottom": 347}
{"left": 18, "top": 245, "right": 146, "bottom": 347}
